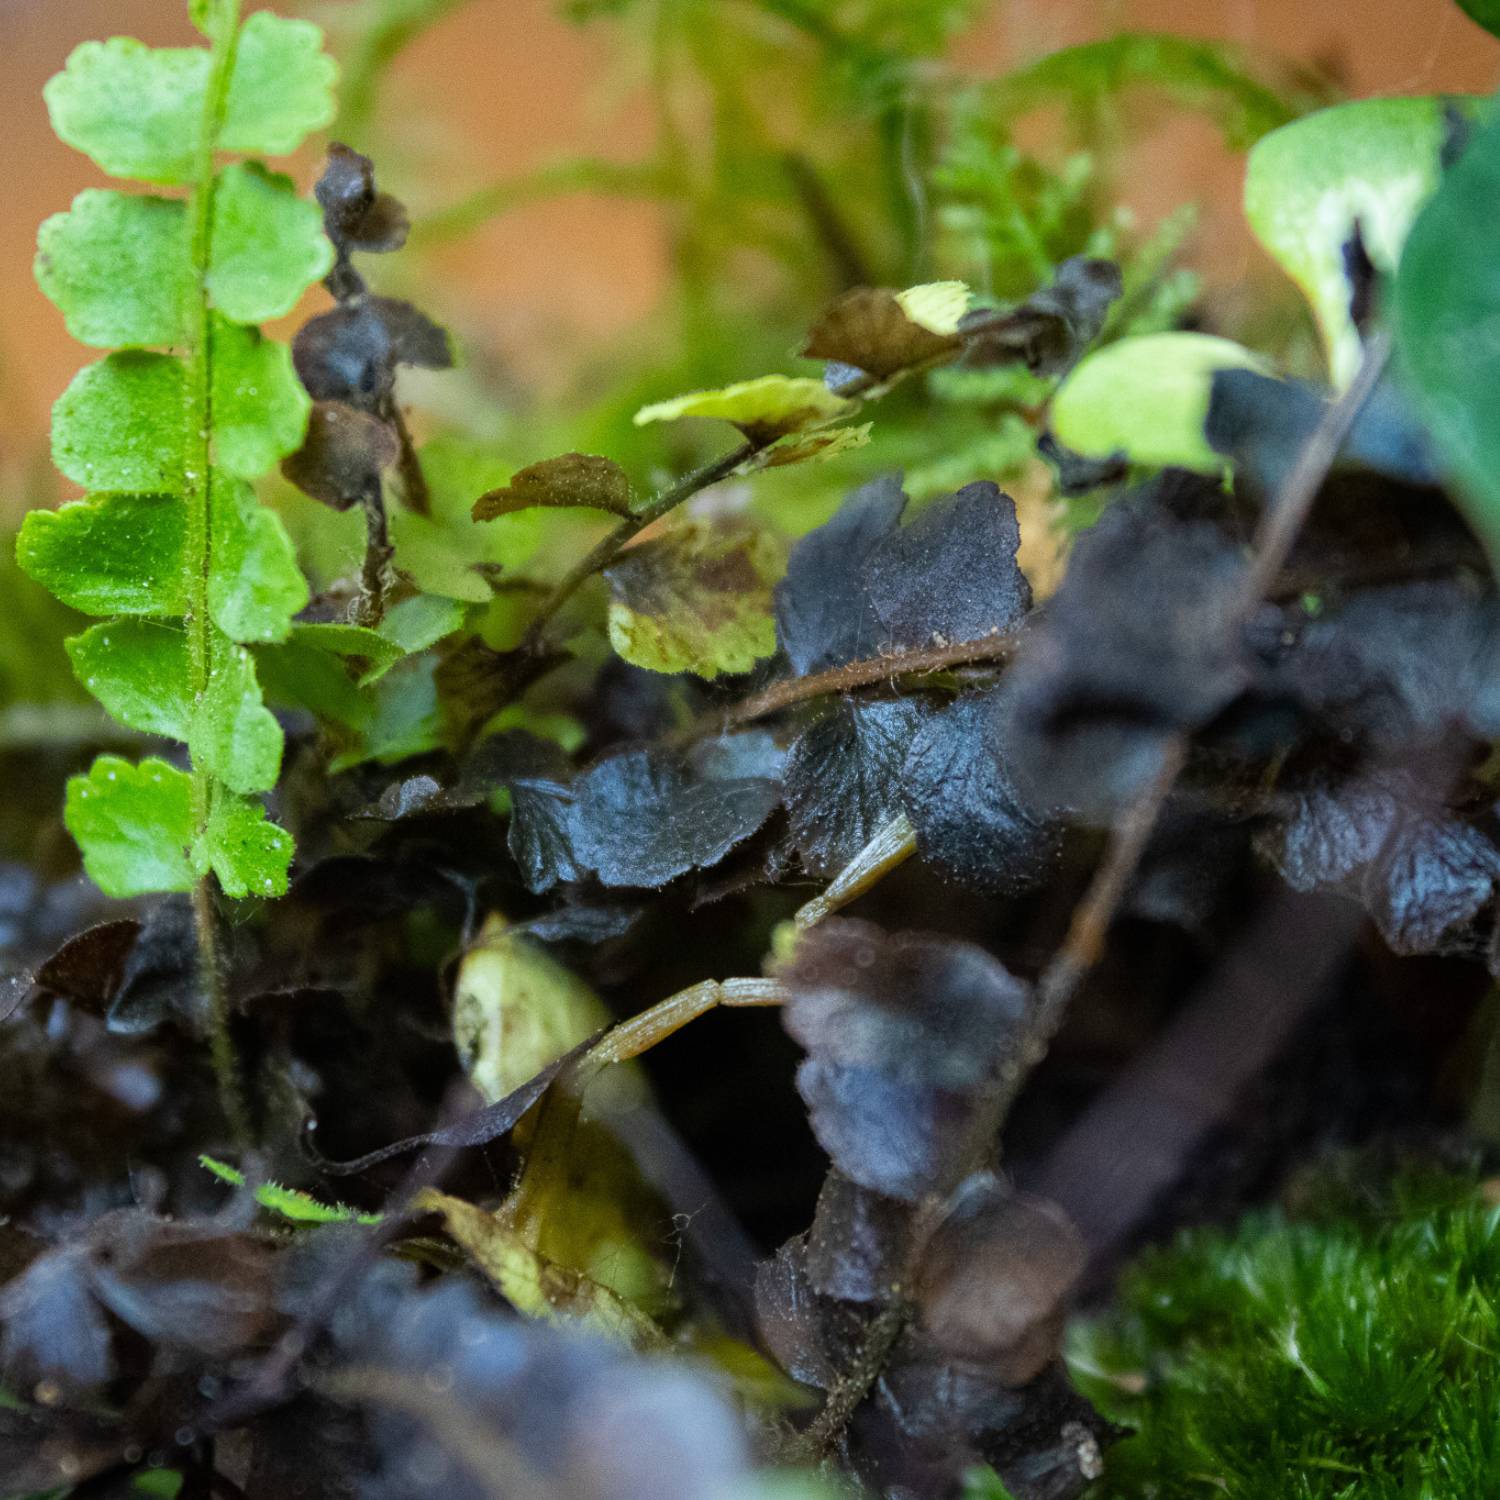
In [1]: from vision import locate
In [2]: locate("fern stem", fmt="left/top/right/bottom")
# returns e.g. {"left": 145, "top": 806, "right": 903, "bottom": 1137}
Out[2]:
{"left": 184, "top": 0, "right": 249, "bottom": 1145}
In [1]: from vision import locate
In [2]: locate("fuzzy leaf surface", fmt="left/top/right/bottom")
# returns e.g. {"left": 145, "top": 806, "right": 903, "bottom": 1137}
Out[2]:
{"left": 901, "top": 689, "right": 1059, "bottom": 892}
{"left": 65, "top": 757, "right": 196, "bottom": 898}
{"left": 208, "top": 164, "right": 333, "bottom": 326}
{"left": 51, "top": 353, "right": 186, "bottom": 494}
{"left": 35, "top": 191, "right": 192, "bottom": 348}
{"left": 775, "top": 472, "right": 908, "bottom": 675}
{"left": 473, "top": 453, "right": 632, "bottom": 521}
{"left": 189, "top": 635, "right": 283, "bottom": 795}
{"left": 16, "top": 493, "right": 187, "bottom": 618}
{"left": 211, "top": 317, "right": 311, "bottom": 480}
{"left": 199, "top": 793, "right": 293, "bottom": 899}
{"left": 864, "top": 480, "right": 1032, "bottom": 652}
{"left": 568, "top": 746, "right": 781, "bottom": 888}
{"left": 65, "top": 621, "right": 190, "bottom": 740}
{"left": 784, "top": 699, "right": 929, "bottom": 876}
{"left": 208, "top": 476, "right": 309, "bottom": 643}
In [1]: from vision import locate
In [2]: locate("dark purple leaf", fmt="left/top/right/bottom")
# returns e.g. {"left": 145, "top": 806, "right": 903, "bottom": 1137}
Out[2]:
{"left": 784, "top": 698, "right": 928, "bottom": 876}
{"left": 775, "top": 472, "right": 907, "bottom": 675}
{"left": 865, "top": 481, "right": 1033, "bottom": 653}
{"left": 901, "top": 688, "right": 1058, "bottom": 892}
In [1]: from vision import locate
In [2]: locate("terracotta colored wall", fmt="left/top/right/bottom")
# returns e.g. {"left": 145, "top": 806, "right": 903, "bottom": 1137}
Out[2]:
{"left": 2, "top": 0, "right": 1498, "bottom": 510}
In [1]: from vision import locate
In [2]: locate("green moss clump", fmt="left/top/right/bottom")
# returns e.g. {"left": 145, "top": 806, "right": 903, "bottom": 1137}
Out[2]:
{"left": 1069, "top": 1174, "right": 1500, "bottom": 1497}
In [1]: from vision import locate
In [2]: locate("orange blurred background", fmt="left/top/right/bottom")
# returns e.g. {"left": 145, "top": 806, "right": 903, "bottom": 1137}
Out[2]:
{"left": 3, "top": 0, "right": 1498, "bottom": 515}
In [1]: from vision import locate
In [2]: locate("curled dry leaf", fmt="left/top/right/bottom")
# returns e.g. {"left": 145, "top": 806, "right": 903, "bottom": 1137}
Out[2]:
{"left": 280, "top": 398, "right": 400, "bottom": 510}
{"left": 473, "top": 452, "right": 633, "bottom": 522}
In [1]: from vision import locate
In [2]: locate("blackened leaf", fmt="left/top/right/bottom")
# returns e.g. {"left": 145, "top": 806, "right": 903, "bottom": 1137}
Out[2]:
{"left": 795, "top": 1059, "right": 978, "bottom": 1206}
{"left": 83, "top": 1215, "right": 277, "bottom": 1358}
{"left": 281, "top": 399, "right": 399, "bottom": 510}
{"left": 805, "top": 1172, "right": 910, "bottom": 1304}
{"left": 753, "top": 1235, "right": 871, "bottom": 1390}
{"left": 958, "top": 257, "right": 1122, "bottom": 375}
{"left": 775, "top": 471, "right": 907, "bottom": 675}
{"left": 803, "top": 284, "right": 964, "bottom": 382}
{"left": 1206, "top": 369, "right": 1439, "bottom": 493}
{"left": 1037, "top": 431, "right": 1127, "bottom": 498}
{"left": 308, "top": 1035, "right": 594, "bottom": 1174}
{"left": 605, "top": 520, "right": 781, "bottom": 679}
{"left": 1128, "top": 808, "right": 1247, "bottom": 932}
{"left": 1265, "top": 580, "right": 1498, "bottom": 752}
{"left": 473, "top": 453, "right": 632, "bottom": 522}
{"left": 0, "top": 1246, "right": 114, "bottom": 1392}
{"left": 315, "top": 142, "right": 410, "bottom": 254}
{"left": 294, "top": 301, "right": 393, "bottom": 403}
{"left": 107, "top": 896, "right": 201, "bottom": 1035}
{"left": 327, "top": 1259, "right": 752, "bottom": 1500}
{"left": 1006, "top": 478, "right": 1248, "bottom": 819}
{"left": 901, "top": 689, "right": 1059, "bottom": 892}
{"left": 32, "top": 919, "right": 141, "bottom": 1012}
{"left": 369, "top": 296, "right": 453, "bottom": 371}
{"left": 510, "top": 778, "right": 586, "bottom": 893}
{"left": 1362, "top": 812, "right": 1500, "bottom": 955}
{"left": 784, "top": 698, "right": 928, "bottom": 876}
{"left": 913, "top": 1172, "right": 1084, "bottom": 1380}
{"left": 779, "top": 920, "right": 1030, "bottom": 1200}
{"left": 865, "top": 481, "right": 1033, "bottom": 653}
{"left": 570, "top": 747, "right": 780, "bottom": 888}
{"left": 293, "top": 298, "right": 450, "bottom": 407}
{"left": 1258, "top": 773, "right": 1402, "bottom": 892}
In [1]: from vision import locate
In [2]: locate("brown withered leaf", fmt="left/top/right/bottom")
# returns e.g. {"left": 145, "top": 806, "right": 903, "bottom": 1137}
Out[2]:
{"left": 803, "top": 286, "right": 963, "bottom": 382}
{"left": 473, "top": 453, "right": 632, "bottom": 522}
{"left": 282, "top": 400, "right": 400, "bottom": 511}
{"left": 913, "top": 1172, "right": 1085, "bottom": 1382}
{"left": 32, "top": 919, "right": 141, "bottom": 1011}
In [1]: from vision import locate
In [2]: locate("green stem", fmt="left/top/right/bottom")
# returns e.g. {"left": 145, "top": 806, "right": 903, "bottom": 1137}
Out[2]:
{"left": 184, "top": 0, "right": 249, "bottom": 1146}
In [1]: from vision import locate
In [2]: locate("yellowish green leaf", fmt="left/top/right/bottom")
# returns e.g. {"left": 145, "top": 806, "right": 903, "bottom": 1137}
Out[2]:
{"left": 634, "top": 375, "right": 857, "bottom": 445}
{"left": 895, "top": 280, "right": 971, "bottom": 335}
{"left": 605, "top": 521, "right": 782, "bottom": 679}
{"left": 1051, "top": 332, "right": 1269, "bottom": 472}
{"left": 1245, "top": 97, "right": 1476, "bottom": 385}
{"left": 415, "top": 1188, "right": 667, "bottom": 1350}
